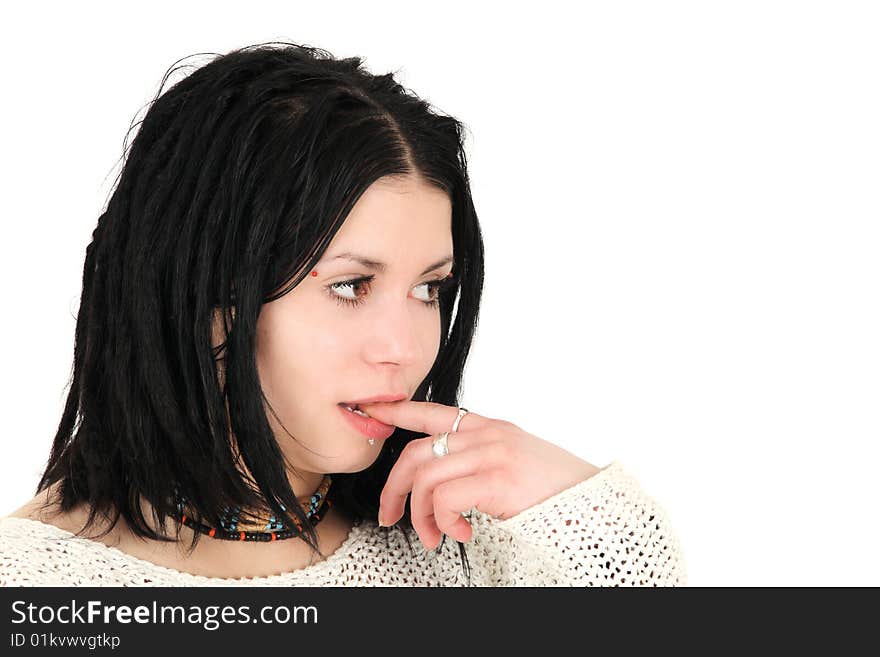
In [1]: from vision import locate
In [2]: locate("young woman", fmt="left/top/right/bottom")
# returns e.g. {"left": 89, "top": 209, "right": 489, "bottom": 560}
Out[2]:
{"left": 0, "top": 42, "right": 687, "bottom": 586}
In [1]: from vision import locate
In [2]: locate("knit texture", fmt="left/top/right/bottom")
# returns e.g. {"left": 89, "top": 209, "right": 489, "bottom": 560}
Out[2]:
{"left": 0, "top": 460, "right": 687, "bottom": 586}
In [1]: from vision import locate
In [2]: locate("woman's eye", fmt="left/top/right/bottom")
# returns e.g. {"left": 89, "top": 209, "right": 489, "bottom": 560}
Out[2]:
{"left": 325, "top": 274, "right": 455, "bottom": 309}
{"left": 327, "top": 277, "right": 372, "bottom": 307}
{"left": 412, "top": 281, "right": 439, "bottom": 303}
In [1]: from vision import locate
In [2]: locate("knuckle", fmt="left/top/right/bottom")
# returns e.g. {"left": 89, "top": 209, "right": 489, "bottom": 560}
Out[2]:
{"left": 487, "top": 440, "right": 513, "bottom": 462}
{"left": 432, "top": 481, "right": 453, "bottom": 510}
{"left": 414, "top": 460, "right": 432, "bottom": 482}
{"left": 401, "top": 440, "right": 419, "bottom": 458}
{"left": 489, "top": 467, "right": 509, "bottom": 490}
{"left": 488, "top": 422, "right": 514, "bottom": 440}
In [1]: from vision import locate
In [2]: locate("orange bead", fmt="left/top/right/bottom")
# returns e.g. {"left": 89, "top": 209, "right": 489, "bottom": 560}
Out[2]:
{"left": 310, "top": 270, "right": 318, "bottom": 276}
{"left": 209, "top": 528, "right": 216, "bottom": 537}
{"left": 239, "top": 531, "right": 245, "bottom": 541}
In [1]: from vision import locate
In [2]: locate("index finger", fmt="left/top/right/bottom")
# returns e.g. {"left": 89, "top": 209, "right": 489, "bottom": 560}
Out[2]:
{"left": 356, "top": 400, "right": 487, "bottom": 436}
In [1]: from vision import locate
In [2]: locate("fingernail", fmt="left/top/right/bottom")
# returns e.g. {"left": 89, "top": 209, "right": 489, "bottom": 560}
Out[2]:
{"left": 377, "top": 512, "right": 388, "bottom": 527}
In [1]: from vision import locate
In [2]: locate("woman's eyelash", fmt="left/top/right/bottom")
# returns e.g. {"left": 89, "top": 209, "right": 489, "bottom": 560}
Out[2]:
{"left": 325, "top": 274, "right": 457, "bottom": 309}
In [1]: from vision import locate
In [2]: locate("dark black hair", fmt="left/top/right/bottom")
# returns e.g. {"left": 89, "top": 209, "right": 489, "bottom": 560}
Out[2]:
{"left": 35, "top": 41, "right": 485, "bottom": 581}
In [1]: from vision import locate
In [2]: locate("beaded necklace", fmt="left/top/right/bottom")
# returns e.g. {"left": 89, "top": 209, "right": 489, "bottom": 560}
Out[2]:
{"left": 172, "top": 474, "right": 333, "bottom": 542}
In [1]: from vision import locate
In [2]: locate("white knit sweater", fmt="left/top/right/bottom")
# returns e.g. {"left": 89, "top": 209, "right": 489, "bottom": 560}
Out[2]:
{"left": 0, "top": 460, "right": 687, "bottom": 586}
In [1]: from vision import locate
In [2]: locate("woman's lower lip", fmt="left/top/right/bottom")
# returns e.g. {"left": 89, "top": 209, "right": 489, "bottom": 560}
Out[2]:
{"left": 338, "top": 404, "right": 395, "bottom": 441}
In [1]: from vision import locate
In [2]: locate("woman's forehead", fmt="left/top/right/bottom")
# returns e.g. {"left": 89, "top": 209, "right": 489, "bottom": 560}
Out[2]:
{"left": 328, "top": 179, "right": 452, "bottom": 249}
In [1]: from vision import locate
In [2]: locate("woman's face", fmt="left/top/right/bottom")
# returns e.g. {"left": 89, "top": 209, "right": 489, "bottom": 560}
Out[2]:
{"left": 255, "top": 174, "right": 453, "bottom": 476}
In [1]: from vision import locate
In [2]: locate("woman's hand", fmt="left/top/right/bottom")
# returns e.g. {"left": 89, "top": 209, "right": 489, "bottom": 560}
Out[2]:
{"left": 358, "top": 400, "right": 602, "bottom": 550}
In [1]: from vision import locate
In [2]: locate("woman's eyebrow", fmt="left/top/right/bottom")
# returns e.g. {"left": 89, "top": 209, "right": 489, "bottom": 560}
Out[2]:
{"left": 325, "top": 252, "right": 453, "bottom": 276}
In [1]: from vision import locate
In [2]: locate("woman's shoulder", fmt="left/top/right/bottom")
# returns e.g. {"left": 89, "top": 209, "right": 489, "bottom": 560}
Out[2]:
{"left": 6, "top": 481, "right": 77, "bottom": 524}
{"left": 4, "top": 481, "right": 139, "bottom": 543}
{"left": 0, "top": 514, "right": 90, "bottom": 586}
{"left": 0, "top": 485, "right": 134, "bottom": 586}
{"left": 6, "top": 486, "right": 54, "bottom": 521}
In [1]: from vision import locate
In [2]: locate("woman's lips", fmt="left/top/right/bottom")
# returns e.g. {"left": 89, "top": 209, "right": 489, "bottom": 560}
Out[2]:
{"left": 338, "top": 403, "right": 395, "bottom": 441}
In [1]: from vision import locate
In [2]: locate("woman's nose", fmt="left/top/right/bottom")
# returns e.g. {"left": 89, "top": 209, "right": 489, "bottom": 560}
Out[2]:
{"left": 366, "top": 301, "right": 423, "bottom": 366}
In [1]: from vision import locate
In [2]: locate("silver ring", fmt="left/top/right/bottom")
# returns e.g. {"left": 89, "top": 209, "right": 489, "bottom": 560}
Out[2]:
{"left": 451, "top": 407, "right": 469, "bottom": 433}
{"left": 432, "top": 407, "right": 468, "bottom": 459}
{"left": 432, "top": 431, "right": 449, "bottom": 459}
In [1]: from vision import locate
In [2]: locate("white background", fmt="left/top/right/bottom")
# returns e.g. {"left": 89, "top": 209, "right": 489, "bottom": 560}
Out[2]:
{"left": 1, "top": 1, "right": 877, "bottom": 586}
